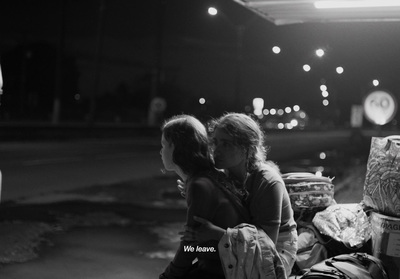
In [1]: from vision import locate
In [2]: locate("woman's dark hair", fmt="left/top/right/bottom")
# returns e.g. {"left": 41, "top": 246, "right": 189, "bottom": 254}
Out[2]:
{"left": 162, "top": 115, "right": 213, "bottom": 176}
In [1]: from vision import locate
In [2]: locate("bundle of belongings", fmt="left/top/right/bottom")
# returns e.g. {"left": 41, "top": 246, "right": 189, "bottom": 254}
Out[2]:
{"left": 283, "top": 173, "right": 382, "bottom": 278}
{"left": 362, "top": 136, "right": 400, "bottom": 279}
{"left": 284, "top": 136, "right": 400, "bottom": 279}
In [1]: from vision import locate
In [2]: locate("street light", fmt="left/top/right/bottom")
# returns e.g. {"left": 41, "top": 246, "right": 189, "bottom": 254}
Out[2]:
{"left": 208, "top": 7, "right": 245, "bottom": 112}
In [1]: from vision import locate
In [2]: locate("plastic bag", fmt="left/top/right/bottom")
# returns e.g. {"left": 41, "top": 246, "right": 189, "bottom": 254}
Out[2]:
{"left": 312, "top": 203, "right": 371, "bottom": 248}
{"left": 363, "top": 136, "right": 400, "bottom": 217}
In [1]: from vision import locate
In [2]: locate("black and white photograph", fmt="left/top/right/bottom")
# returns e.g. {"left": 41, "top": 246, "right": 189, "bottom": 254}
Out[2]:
{"left": 0, "top": 1, "right": 399, "bottom": 278}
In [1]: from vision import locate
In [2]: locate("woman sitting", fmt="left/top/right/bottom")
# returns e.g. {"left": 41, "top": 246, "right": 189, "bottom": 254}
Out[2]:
{"left": 159, "top": 115, "right": 250, "bottom": 279}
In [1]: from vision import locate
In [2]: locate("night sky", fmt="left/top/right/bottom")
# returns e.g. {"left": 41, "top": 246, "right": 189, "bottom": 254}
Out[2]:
{"left": 1, "top": 0, "right": 400, "bottom": 125}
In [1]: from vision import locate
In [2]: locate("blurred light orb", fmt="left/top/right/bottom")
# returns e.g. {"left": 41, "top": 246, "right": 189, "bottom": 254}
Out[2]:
{"left": 253, "top": 98, "right": 264, "bottom": 108}
{"left": 270, "top": 108, "right": 277, "bottom": 115}
{"left": 263, "top": 109, "right": 269, "bottom": 115}
{"left": 319, "top": 152, "right": 326, "bottom": 160}
{"left": 320, "top": 84, "right": 327, "bottom": 91}
{"left": 336, "top": 66, "right": 344, "bottom": 74}
{"left": 253, "top": 98, "right": 264, "bottom": 116}
{"left": 278, "top": 123, "right": 284, "bottom": 129}
{"left": 74, "top": 94, "right": 81, "bottom": 101}
{"left": 254, "top": 109, "right": 263, "bottom": 116}
{"left": 316, "top": 49, "right": 325, "bottom": 57}
{"left": 285, "top": 107, "right": 292, "bottom": 113}
{"left": 303, "top": 64, "right": 311, "bottom": 72}
{"left": 208, "top": 7, "right": 218, "bottom": 15}
{"left": 272, "top": 46, "right": 281, "bottom": 54}
{"left": 315, "top": 171, "right": 323, "bottom": 177}
{"left": 199, "top": 98, "right": 206, "bottom": 104}
{"left": 293, "top": 105, "right": 300, "bottom": 112}
{"left": 299, "top": 111, "right": 306, "bottom": 118}
{"left": 277, "top": 109, "right": 284, "bottom": 116}
{"left": 373, "top": 79, "right": 380, "bottom": 86}
{"left": 285, "top": 123, "right": 293, "bottom": 130}
{"left": 322, "top": 99, "right": 329, "bottom": 106}
{"left": 322, "top": 91, "right": 329, "bottom": 98}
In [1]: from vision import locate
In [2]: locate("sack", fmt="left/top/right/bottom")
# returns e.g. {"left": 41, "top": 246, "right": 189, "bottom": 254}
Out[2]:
{"left": 300, "top": 253, "right": 389, "bottom": 279}
{"left": 293, "top": 220, "right": 371, "bottom": 275}
{"left": 295, "top": 223, "right": 329, "bottom": 272}
{"left": 312, "top": 203, "right": 371, "bottom": 249}
{"left": 283, "top": 172, "right": 336, "bottom": 212}
{"left": 363, "top": 136, "right": 400, "bottom": 217}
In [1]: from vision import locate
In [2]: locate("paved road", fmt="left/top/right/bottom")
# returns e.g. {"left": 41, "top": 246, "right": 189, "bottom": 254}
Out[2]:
{"left": 0, "top": 129, "right": 359, "bottom": 203}
{"left": 0, "top": 138, "right": 163, "bottom": 202}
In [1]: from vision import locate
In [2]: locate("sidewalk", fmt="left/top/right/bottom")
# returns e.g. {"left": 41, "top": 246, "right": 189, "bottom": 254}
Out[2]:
{"left": 0, "top": 162, "right": 366, "bottom": 278}
{"left": 0, "top": 174, "right": 186, "bottom": 278}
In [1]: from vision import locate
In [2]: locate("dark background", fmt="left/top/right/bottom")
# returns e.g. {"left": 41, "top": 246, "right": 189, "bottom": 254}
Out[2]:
{"left": 1, "top": 0, "right": 399, "bottom": 128}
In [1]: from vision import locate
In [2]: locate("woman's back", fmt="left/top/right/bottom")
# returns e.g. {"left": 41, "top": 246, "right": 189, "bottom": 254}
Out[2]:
{"left": 184, "top": 173, "right": 250, "bottom": 274}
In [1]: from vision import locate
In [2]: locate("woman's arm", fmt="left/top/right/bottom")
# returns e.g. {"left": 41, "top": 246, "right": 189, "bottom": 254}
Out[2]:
{"left": 181, "top": 216, "right": 226, "bottom": 242}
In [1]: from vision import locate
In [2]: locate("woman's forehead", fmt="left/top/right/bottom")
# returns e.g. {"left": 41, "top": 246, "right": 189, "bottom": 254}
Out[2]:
{"left": 214, "top": 128, "right": 233, "bottom": 140}
{"left": 161, "top": 134, "right": 169, "bottom": 144}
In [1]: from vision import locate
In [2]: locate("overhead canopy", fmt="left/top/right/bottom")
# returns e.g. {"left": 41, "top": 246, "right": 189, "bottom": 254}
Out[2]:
{"left": 233, "top": 0, "right": 400, "bottom": 25}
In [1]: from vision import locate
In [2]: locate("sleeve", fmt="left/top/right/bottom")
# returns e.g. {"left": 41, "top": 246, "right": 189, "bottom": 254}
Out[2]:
{"left": 251, "top": 176, "right": 284, "bottom": 244}
{"left": 160, "top": 178, "right": 217, "bottom": 279}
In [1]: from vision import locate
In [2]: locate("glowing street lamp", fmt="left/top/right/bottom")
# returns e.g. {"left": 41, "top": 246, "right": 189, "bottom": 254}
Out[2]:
{"left": 316, "top": 49, "right": 325, "bottom": 57}
{"left": 208, "top": 7, "right": 218, "bottom": 16}
{"left": 303, "top": 64, "right": 311, "bottom": 72}
{"left": 336, "top": 66, "right": 344, "bottom": 74}
{"left": 272, "top": 46, "right": 281, "bottom": 54}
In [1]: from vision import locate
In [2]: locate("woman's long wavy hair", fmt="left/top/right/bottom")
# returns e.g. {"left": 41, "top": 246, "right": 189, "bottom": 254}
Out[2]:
{"left": 162, "top": 115, "right": 213, "bottom": 176}
{"left": 211, "top": 113, "right": 277, "bottom": 173}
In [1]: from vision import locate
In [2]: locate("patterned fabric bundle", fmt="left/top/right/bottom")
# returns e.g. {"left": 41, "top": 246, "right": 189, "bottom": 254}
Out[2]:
{"left": 363, "top": 136, "right": 400, "bottom": 217}
{"left": 282, "top": 172, "right": 335, "bottom": 212}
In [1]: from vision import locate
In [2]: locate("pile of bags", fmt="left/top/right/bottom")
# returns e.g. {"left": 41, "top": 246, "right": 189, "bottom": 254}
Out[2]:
{"left": 284, "top": 136, "right": 400, "bottom": 279}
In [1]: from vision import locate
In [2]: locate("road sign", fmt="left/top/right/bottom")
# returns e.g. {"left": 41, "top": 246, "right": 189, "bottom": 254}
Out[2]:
{"left": 363, "top": 90, "right": 397, "bottom": 125}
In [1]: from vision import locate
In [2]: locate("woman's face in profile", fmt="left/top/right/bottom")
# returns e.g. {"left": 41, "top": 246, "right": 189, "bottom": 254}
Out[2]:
{"left": 212, "top": 128, "right": 246, "bottom": 170}
{"left": 160, "top": 134, "right": 175, "bottom": 171}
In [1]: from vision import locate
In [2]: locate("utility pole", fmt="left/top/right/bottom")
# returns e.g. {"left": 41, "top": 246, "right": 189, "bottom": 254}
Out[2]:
{"left": 150, "top": 0, "right": 165, "bottom": 100}
{"left": 88, "top": 0, "right": 106, "bottom": 124}
{"left": 52, "top": 0, "right": 66, "bottom": 124}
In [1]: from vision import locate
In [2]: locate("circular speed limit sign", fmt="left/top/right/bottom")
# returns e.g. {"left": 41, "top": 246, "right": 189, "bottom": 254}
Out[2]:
{"left": 363, "top": 90, "right": 397, "bottom": 125}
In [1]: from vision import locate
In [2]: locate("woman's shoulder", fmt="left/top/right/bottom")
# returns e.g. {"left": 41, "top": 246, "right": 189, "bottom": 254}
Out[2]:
{"left": 252, "top": 162, "right": 284, "bottom": 185}
{"left": 186, "top": 172, "right": 220, "bottom": 192}
{"left": 187, "top": 170, "right": 237, "bottom": 198}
